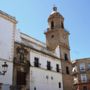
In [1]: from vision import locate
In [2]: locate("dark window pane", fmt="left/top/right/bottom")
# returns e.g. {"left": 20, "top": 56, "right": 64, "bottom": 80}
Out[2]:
{"left": 61, "top": 22, "right": 64, "bottom": 28}
{"left": 83, "top": 86, "right": 87, "bottom": 90}
{"left": 56, "top": 64, "right": 59, "bottom": 72}
{"left": 66, "top": 66, "right": 70, "bottom": 74}
{"left": 51, "top": 21, "right": 54, "bottom": 29}
{"left": 64, "top": 53, "right": 68, "bottom": 61}
{"left": 47, "top": 61, "right": 51, "bottom": 70}
{"left": 34, "top": 57, "right": 39, "bottom": 67}
{"left": 34, "top": 87, "right": 36, "bottom": 90}
{"left": 51, "top": 35, "right": 54, "bottom": 38}
{"left": 58, "top": 82, "right": 61, "bottom": 88}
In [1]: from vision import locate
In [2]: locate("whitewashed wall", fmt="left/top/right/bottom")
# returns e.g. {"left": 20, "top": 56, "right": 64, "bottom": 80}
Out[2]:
{"left": 30, "top": 50, "right": 63, "bottom": 90}
{"left": 0, "top": 17, "right": 15, "bottom": 61}
{"left": 0, "top": 15, "right": 15, "bottom": 86}
{"left": 0, "top": 60, "right": 13, "bottom": 85}
{"left": 30, "top": 68, "right": 63, "bottom": 90}
{"left": 15, "top": 29, "right": 21, "bottom": 42}
{"left": 30, "top": 50, "right": 61, "bottom": 70}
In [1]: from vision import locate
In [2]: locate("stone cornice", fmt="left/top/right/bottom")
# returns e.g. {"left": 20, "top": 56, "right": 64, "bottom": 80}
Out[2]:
{"left": 0, "top": 10, "right": 17, "bottom": 24}
{"left": 0, "top": 58, "right": 13, "bottom": 63}
{"left": 15, "top": 41, "right": 61, "bottom": 60}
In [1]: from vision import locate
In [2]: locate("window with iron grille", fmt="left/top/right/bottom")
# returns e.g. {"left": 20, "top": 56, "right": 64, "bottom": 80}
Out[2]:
{"left": 79, "top": 63, "right": 85, "bottom": 71}
{"left": 47, "top": 61, "right": 51, "bottom": 70}
{"left": 56, "top": 64, "right": 59, "bottom": 72}
{"left": 34, "top": 57, "right": 40, "bottom": 67}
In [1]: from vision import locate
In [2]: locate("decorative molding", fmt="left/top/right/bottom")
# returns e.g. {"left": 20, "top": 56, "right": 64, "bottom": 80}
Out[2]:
{"left": 0, "top": 58, "right": 13, "bottom": 63}
{"left": 15, "top": 42, "right": 60, "bottom": 60}
{"left": 0, "top": 10, "right": 17, "bottom": 24}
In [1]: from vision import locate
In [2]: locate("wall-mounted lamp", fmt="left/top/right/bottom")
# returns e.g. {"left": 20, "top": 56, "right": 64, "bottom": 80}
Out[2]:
{"left": 0, "top": 62, "right": 8, "bottom": 75}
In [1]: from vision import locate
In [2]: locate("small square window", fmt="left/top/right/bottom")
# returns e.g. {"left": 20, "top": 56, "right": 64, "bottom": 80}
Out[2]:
{"left": 46, "top": 75, "right": 48, "bottom": 79}
{"left": 51, "top": 76, "right": 53, "bottom": 80}
{"left": 51, "top": 35, "right": 54, "bottom": 38}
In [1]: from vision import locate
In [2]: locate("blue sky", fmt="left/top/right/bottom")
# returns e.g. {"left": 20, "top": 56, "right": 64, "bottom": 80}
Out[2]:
{"left": 0, "top": 0, "right": 90, "bottom": 60}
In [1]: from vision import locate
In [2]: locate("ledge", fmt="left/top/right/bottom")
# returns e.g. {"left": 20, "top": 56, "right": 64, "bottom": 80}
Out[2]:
{"left": 0, "top": 10, "right": 17, "bottom": 24}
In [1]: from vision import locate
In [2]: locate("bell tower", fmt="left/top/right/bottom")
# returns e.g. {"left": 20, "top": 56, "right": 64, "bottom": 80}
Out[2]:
{"left": 45, "top": 6, "right": 70, "bottom": 60}
{"left": 45, "top": 6, "right": 73, "bottom": 90}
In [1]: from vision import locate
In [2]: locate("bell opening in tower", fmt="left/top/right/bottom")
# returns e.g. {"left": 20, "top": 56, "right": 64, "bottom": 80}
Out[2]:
{"left": 51, "top": 21, "right": 54, "bottom": 29}
{"left": 61, "top": 22, "right": 64, "bottom": 29}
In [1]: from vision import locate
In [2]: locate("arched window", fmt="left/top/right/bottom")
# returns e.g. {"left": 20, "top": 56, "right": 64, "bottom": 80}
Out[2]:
{"left": 64, "top": 53, "right": 68, "bottom": 61}
{"left": 51, "top": 21, "right": 54, "bottom": 29}
{"left": 66, "top": 66, "right": 70, "bottom": 74}
{"left": 61, "top": 22, "right": 64, "bottom": 28}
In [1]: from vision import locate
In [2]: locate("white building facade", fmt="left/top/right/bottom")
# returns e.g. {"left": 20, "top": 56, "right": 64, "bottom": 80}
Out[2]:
{"left": 28, "top": 38, "right": 63, "bottom": 90}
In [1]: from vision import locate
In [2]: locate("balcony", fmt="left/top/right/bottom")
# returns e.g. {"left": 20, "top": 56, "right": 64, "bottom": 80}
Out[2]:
{"left": 56, "top": 68, "right": 62, "bottom": 73}
{"left": 34, "top": 62, "right": 41, "bottom": 68}
{"left": 79, "top": 68, "right": 86, "bottom": 73}
{"left": 81, "top": 79, "right": 88, "bottom": 83}
{"left": 56, "top": 68, "right": 60, "bottom": 72}
{"left": 80, "top": 69, "right": 86, "bottom": 73}
{"left": 47, "top": 65, "right": 52, "bottom": 70}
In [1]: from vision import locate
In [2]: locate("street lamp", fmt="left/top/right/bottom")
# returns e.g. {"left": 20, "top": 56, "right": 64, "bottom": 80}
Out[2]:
{"left": 0, "top": 62, "right": 8, "bottom": 75}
